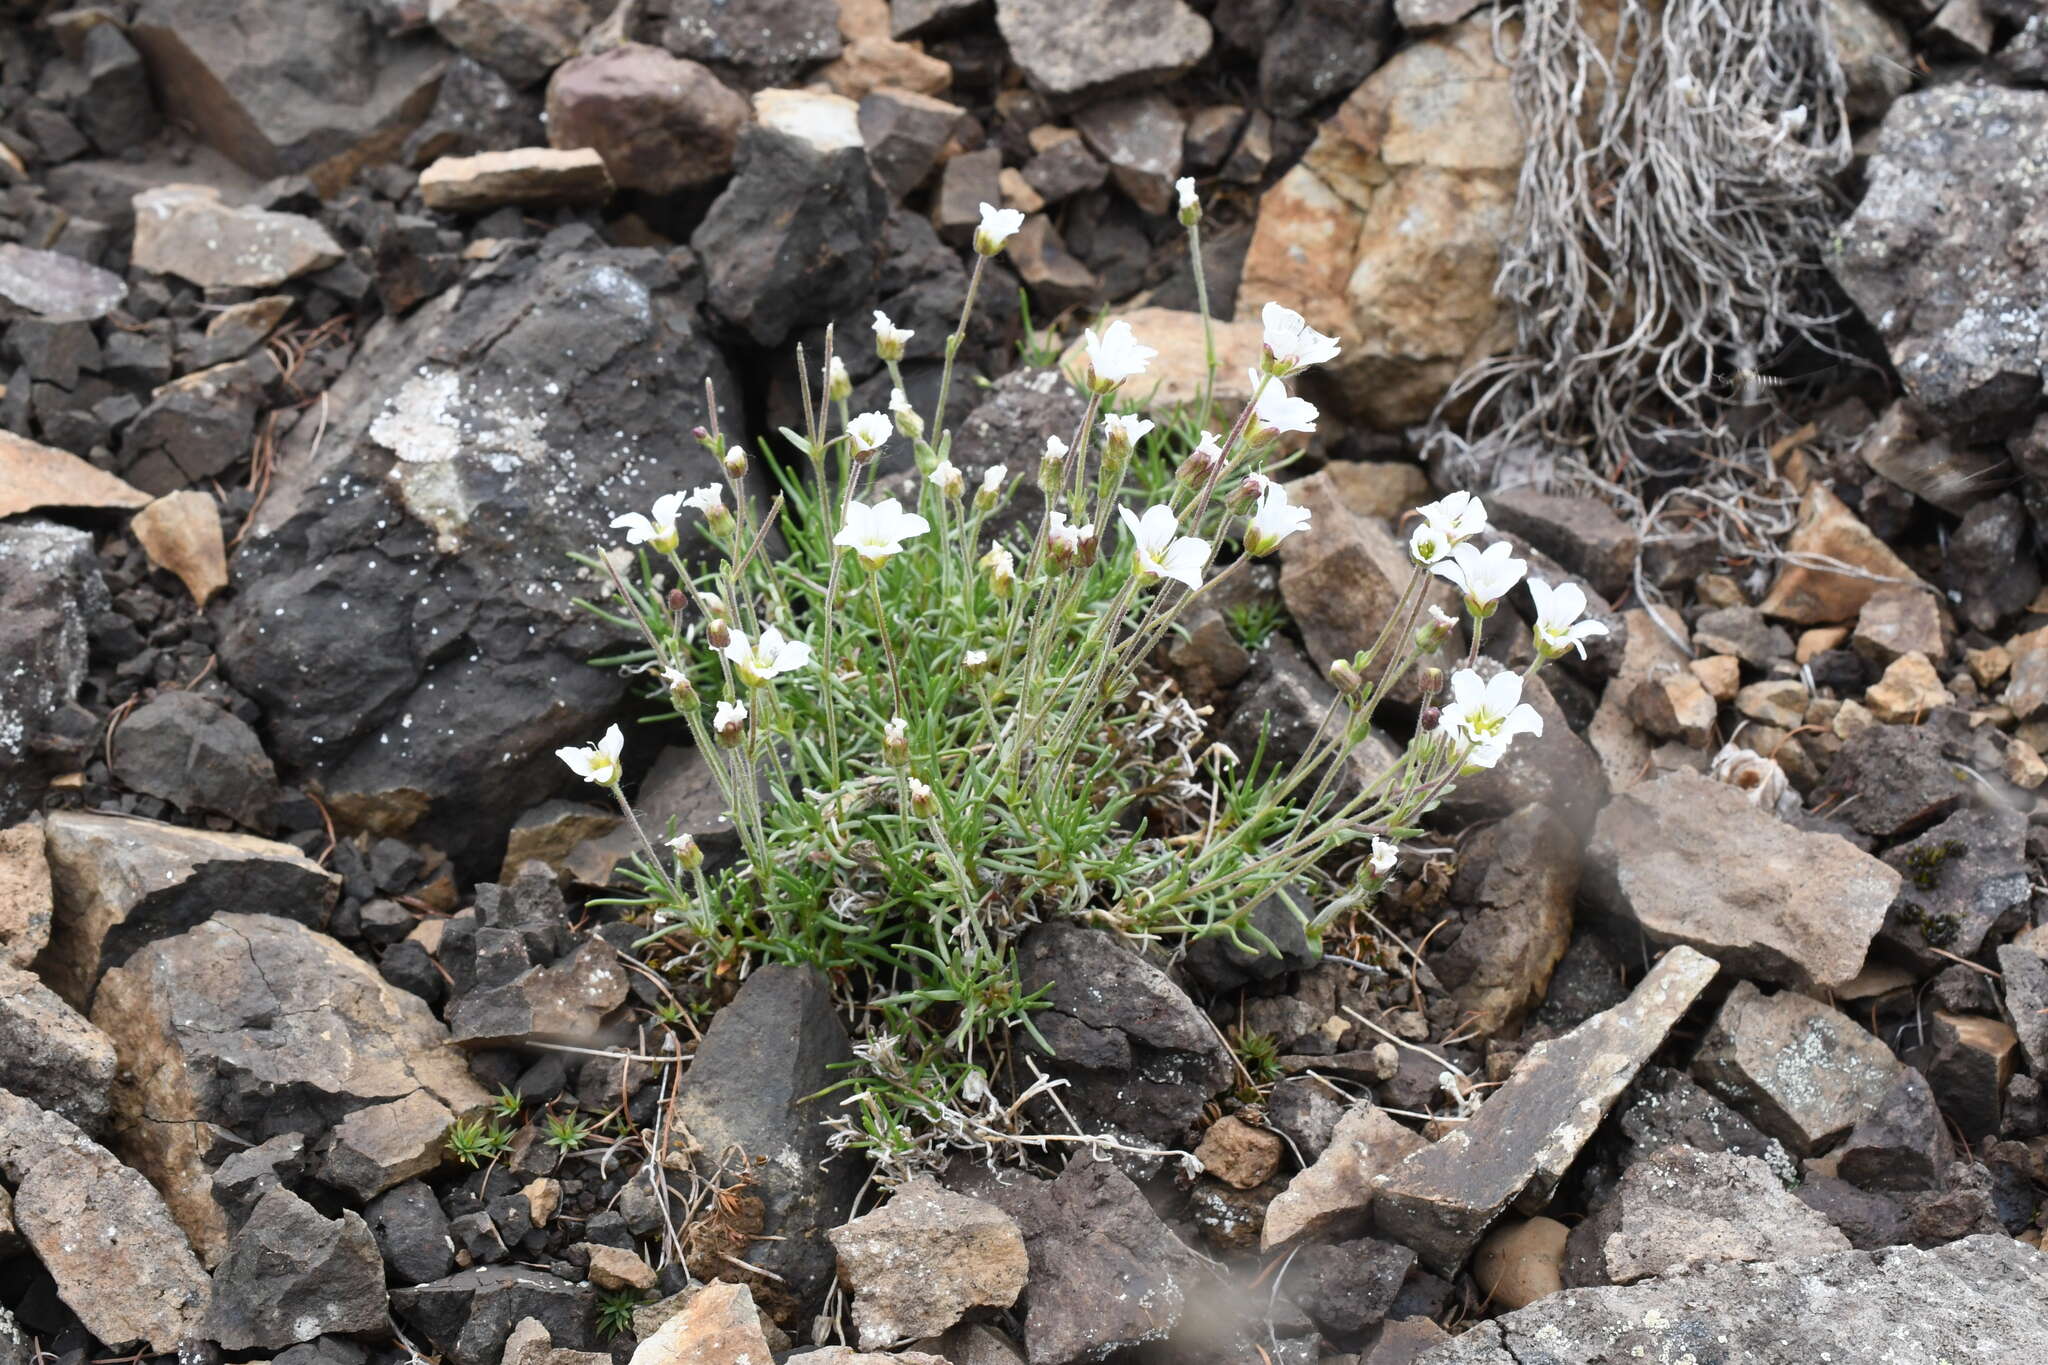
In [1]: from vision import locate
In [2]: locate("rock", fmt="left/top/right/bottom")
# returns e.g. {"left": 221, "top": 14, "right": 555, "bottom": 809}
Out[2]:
{"left": 1692, "top": 981, "right": 1903, "bottom": 1155}
{"left": 1809, "top": 722, "right": 1967, "bottom": 841}
{"left": 1193, "top": 1116, "right": 1285, "bottom": 1190}
{"left": 1612, "top": 1067, "right": 1795, "bottom": 1181}
{"left": 1865, "top": 651, "right": 1953, "bottom": 722}
{"left": 504, "top": 1318, "right": 614, "bottom": 1365}
{"left": 631, "top": 1281, "right": 773, "bottom": 1364}
{"left": 1793, "top": 1171, "right": 1910, "bottom": 1250}
{"left": 1471, "top": 1216, "right": 1567, "bottom": 1311}
{"left": 500, "top": 800, "right": 620, "bottom": 883}
{"left": 365, "top": 1180, "right": 456, "bottom": 1286}
{"left": 131, "top": 489, "right": 230, "bottom": 605}
{"left": 1056, "top": 307, "right": 1266, "bottom": 419}
{"left": 1691, "top": 605, "right": 1791, "bottom": 668}
{"left": 1827, "top": 86, "right": 2048, "bottom": 437}
{"left": 0, "top": 244, "right": 126, "bottom": 323}
{"left": 1015, "top": 922, "right": 1233, "bottom": 1171}
{"left": 90, "top": 913, "right": 488, "bottom": 1260}
{"left": 2009, "top": 623, "right": 2048, "bottom": 721}
{"left": 0, "top": 429, "right": 148, "bottom": 520}
{"left": 392, "top": 1267, "right": 599, "bottom": 1365}
{"left": 323, "top": 1087, "right": 476, "bottom": 1202}
{"left": 1878, "top": 805, "right": 2030, "bottom": 973}
{"left": 217, "top": 243, "right": 736, "bottom": 867}
{"left": 1945, "top": 493, "right": 2041, "bottom": 631}
{"left": 0, "top": 961, "right": 118, "bottom": 1133}
{"left": 826, "top": 1177, "right": 1028, "bottom": 1349}
{"left": 1564, "top": 1146, "right": 1848, "bottom": 1287}
{"left": 692, "top": 89, "right": 887, "bottom": 347}
{"left": 931, "top": 147, "right": 1004, "bottom": 243}
{"left": 0, "top": 824, "right": 52, "bottom": 968}
{"left": 131, "top": 0, "right": 444, "bottom": 188}
{"left": 1286, "top": 1236, "right": 1415, "bottom": 1336}
{"left": 402, "top": 54, "right": 548, "bottom": 164}
{"left": 659, "top": 0, "right": 844, "bottom": 85}
{"left": 448, "top": 935, "right": 629, "bottom": 1046}
{"left": 1074, "top": 94, "right": 1183, "bottom": 216}
{"left": 117, "top": 353, "right": 273, "bottom": 495}
{"left": 1242, "top": 16, "right": 1518, "bottom": 427}
{"left": 818, "top": 0, "right": 952, "bottom": 99}
{"left": 1486, "top": 489, "right": 1636, "bottom": 601}
{"left": 1836, "top": 1067, "right": 1954, "bottom": 1192}
{"left": 1734, "top": 677, "right": 1807, "bottom": 728}
{"left": 0, "top": 1088, "right": 213, "bottom": 1353}
{"left": 1856, "top": 401, "right": 2012, "bottom": 517}
{"left": 1023, "top": 126, "right": 1109, "bottom": 203}
{"left": 996, "top": 0, "right": 1211, "bottom": 104}
{"left": 1852, "top": 584, "right": 1946, "bottom": 667}
{"left": 976, "top": 1156, "right": 1207, "bottom": 1365}
{"left": 546, "top": 44, "right": 751, "bottom": 193}
{"left": 664, "top": 965, "right": 859, "bottom": 1321}
{"left": 632, "top": 1283, "right": 793, "bottom": 1353}
{"left": 419, "top": 147, "right": 613, "bottom": 212}
{"left": 1585, "top": 769, "right": 1898, "bottom": 992}
{"left": 1258, "top": 0, "right": 1393, "bottom": 118}
{"left": 1925, "top": 1011, "right": 2019, "bottom": 1141}
{"left": 580, "top": 1243, "right": 656, "bottom": 1292}
{"left": 1007, "top": 214, "right": 1099, "bottom": 312}
{"left": 1371, "top": 946, "right": 1719, "bottom": 1273}
{"left": 785, "top": 1352, "right": 948, "bottom": 1365}
{"left": 1759, "top": 482, "right": 1925, "bottom": 623}
{"left": 1431, "top": 806, "right": 1576, "bottom": 1039}
{"left": 860, "top": 87, "right": 971, "bottom": 200}
{"left": 562, "top": 742, "right": 744, "bottom": 884}
{"left": 2000, "top": 944, "right": 2048, "bottom": 1077}
{"left": 204, "top": 1187, "right": 387, "bottom": 1349}
{"left": 37, "top": 810, "right": 338, "bottom": 1008}
{"left": 110, "top": 691, "right": 282, "bottom": 831}
{"left": 1628, "top": 667, "right": 1715, "bottom": 747}
{"left": 0, "top": 521, "right": 107, "bottom": 825}
{"left": 430, "top": 0, "right": 591, "bottom": 86}
{"left": 130, "top": 184, "right": 345, "bottom": 288}
{"left": 1828, "top": 0, "right": 1913, "bottom": 120}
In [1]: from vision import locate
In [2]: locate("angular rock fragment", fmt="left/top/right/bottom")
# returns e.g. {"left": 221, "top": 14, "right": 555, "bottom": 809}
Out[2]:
{"left": 658, "top": 0, "right": 844, "bottom": 85}
{"left": 130, "top": 489, "right": 230, "bottom": 605}
{"left": 1925, "top": 1010, "right": 2019, "bottom": 1140}
{"left": 449, "top": 936, "right": 629, "bottom": 1047}
{"left": 1691, "top": 981, "right": 1902, "bottom": 1155}
{"left": 430, "top": 0, "right": 591, "bottom": 86}
{"left": 1431, "top": 806, "right": 1577, "bottom": 1039}
{"left": 1999, "top": 942, "right": 2048, "bottom": 1076}
{"left": 0, "top": 961, "right": 118, "bottom": 1133}
{"left": 131, "top": 185, "right": 345, "bottom": 288}
{"left": 546, "top": 43, "right": 751, "bottom": 193}
{"left": 1877, "top": 805, "right": 2030, "bottom": 973}
{"left": 392, "top": 1267, "right": 599, "bottom": 1365}
{"left": 1585, "top": 769, "right": 1898, "bottom": 991}
{"left": 0, "top": 823, "right": 52, "bottom": 968}
{"left": 419, "top": 147, "right": 614, "bottom": 212}
{"left": 110, "top": 691, "right": 282, "bottom": 831}
{"left": 365, "top": 1180, "right": 457, "bottom": 1287}
{"left": 1759, "top": 482, "right": 1927, "bottom": 624}
{"left": 204, "top": 1188, "right": 387, "bottom": 1350}
{"left": 0, "top": 244, "right": 128, "bottom": 322}
{"left": 0, "top": 429, "right": 149, "bottom": 519}
{"left": 996, "top": 0, "right": 1211, "bottom": 104}
{"left": 827, "top": 1178, "right": 1028, "bottom": 1349}
{"left": 1371, "top": 946, "right": 1719, "bottom": 1272}
{"left": 1836, "top": 1067, "right": 1954, "bottom": 1192}
{"left": 1810, "top": 721, "right": 1968, "bottom": 840}
{"left": 0, "top": 521, "right": 107, "bottom": 825}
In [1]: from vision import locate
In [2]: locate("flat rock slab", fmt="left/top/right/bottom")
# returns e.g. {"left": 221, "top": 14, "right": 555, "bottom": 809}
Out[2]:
{"left": 1586, "top": 768, "right": 1898, "bottom": 990}
{"left": 0, "top": 430, "right": 149, "bottom": 518}
{"left": 0, "top": 243, "right": 128, "bottom": 320}
{"left": 827, "top": 1178, "right": 1027, "bottom": 1349}
{"left": 1692, "top": 980, "right": 1903, "bottom": 1155}
{"left": 1372, "top": 946, "right": 1720, "bottom": 1273}
{"left": 132, "top": 184, "right": 345, "bottom": 288}
{"left": 1416, "top": 1235, "right": 2048, "bottom": 1364}
{"left": 419, "top": 147, "right": 614, "bottom": 213}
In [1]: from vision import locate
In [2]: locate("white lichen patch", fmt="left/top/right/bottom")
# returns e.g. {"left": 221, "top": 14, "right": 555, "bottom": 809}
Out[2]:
{"left": 371, "top": 367, "right": 553, "bottom": 551}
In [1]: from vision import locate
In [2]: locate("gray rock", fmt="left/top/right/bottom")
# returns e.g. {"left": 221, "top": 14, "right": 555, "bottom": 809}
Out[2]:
{"left": 0, "top": 520, "right": 106, "bottom": 825}
{"left": 210, "top": 1131, "right": 307, "bottom": 1231}
{"left": 1074, "top": 94, "right": 1184, "bottom": 217}
{"left": 75, "top": 23, "right": 156, "bottom": 155}
{"left": 1793, "top": 1171, "right": 1909, "bottom": 1251}
{"left": 217, "top": 243, "right": 737, "bottom": 868}
{"left": 1811, "top": 721, "right": 1969, "bottom": 841}
{"left": 131, "top": 185, "right": 345, "bottom": 288}
{"left": 1487, "top": 489, "right": 1638, "bottom": 601}
{"left": 996, "top": 0, "right": 1212, "bottom": 105}
{"left": 545, "top": 43, "right": 751, "bottom": 193}
{"left": 1924, "top": 1010, "right": 2019, "bottom": 1141}
{"left": 1563, "top": 1146, "right": 1848, "bottom": 1286}
{"left": 664, "top": 965, "right": 861, "bottom": 1322}
{"left": 1585, "top": 769, "right": 1899, "bottom": 991}
{"left": 90, "top": 913, "right": 489, "bottom": 1262}
{"left": 930, "top": 146, "right": 1004, "bottom": 243}
{"left": 1022, "top": 129, "right": 1109, "bottom": 204}
{"left": 860, "top": 87, "right": 973, "bottom": 201}
{"left": 1827, "top": 86, "right": 2048, "bottom": 438}
{"left": 1259, "top": 0, "right": 1393, "bottom": 118}
{"left": 1998, "top": 942, "right": 2048, "bottom": 1076}
{"left": 402, "top": 56, "right": 548, "bottom": 165}
{"left": 118, "top": 353, "right": 273, "bottom": 494}
{"left": 1613, "top": 1067, "right": 1795, "bottom": 1182}
{"left": 693, "top": 90, "right": 888, "bottom": 348}
{"left": 110, "top": 690, "right": 283, "bottom": 832}
{"left": 659, "top": 0, "right": 843, "bottom": 85}
{"left": 827, "top": 1178, "right": 1028, "bottom": 1349}
{"left": 391, "top": 1267, "right": 599, "bottom": 1365}
{"left": 1415, "top": 1235, "right": 2048, "bottom": 1364}
{"left": 0, "top": 1089, "right": 212, "bottom": 1354}
{"left": 37, "top": 810, "right": 338, "bottom": 1008}
{"left": 1691, "top": 981, "right": 1903, "bottom": 1155}
{"left": 204, "top": 1188, "right": 387, "bottom": 1349}
{"left": 430, "top": 0, "right": 592, "bottom": 87}
{"left": 891, "top": 0, "right": 985, "bottom": 37}
{"left": 1691, "top": 604, "right": 1793, "bottom": 667}
{"left": 1285, "top": 1237, "right": 1414, "bottom": 1336}
{"left": 448, "top": 935, "right": 629, "bottom": 1046}
{"left": 1015, "top": 922, "right": 1234, "bottom": 1173}
{"left": 1828, "top": 0, "right": 1913, "bottom": 121}
{"left": 1430, "top": 806, "right": 1577, "bottom": 1039}
{"left": 0, "top": 960, "right": 117, "bottom": 1134}
{"left": 1372, "top": 946, "right": 1720, "bottom": 1273}
{"left": 1877, "top": 805, "right": 2031, "bottom": 973}
{"left": 130, "top": 0, "right": 447, "bottom": 190}
{"left": 365, "top": 1180, "right": 457, "bottom": 1286}
{"left": 1837, "top": 1067, "right": 1954, "bottom": 1193}
{"left": 0, "top": 243, "right": 127, "bottom": 320}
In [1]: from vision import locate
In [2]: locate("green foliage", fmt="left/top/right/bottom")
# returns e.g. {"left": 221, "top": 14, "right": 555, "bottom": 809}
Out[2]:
{"left": 1224, "top": 599, "right": 1288, "bottom": 651}
{"left": 444, "top": 1117, "right": 513, "bottom": 1168}
{"left": 596, "top": 1290, "right": 645, "bottom": 1340}
{"left": 542, "top": 1111, "right": 594, "bottom": 1155}
{"left": 491, "top": 1086, "right": 524, "bottom": 1119}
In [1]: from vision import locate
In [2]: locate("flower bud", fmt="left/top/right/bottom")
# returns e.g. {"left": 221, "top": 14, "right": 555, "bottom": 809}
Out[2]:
{"left": 1329, "top": 659, "right": 1363, "bottom": 695}
{"left": 883, "top": 715, "right": 909, "bottom": 766}
{"left": 1419, "top": 705, "right": 1442, "bottom": 731}
{"left": 723, "top": 445, "right": 748, "bottom": 480}
{"left": 1175, "top": 176, "right": 1201, "bottom": 227}
{"left": 907, "top": 777, "right": 938, "bottom": 816}
{"left": 963, "top": 649, "right": 990, "bottom": 676}
{"left": 1074, "top": 524, "right": 1099, "bottom": 569}
{"left": 889, "top": 387, "right": 924, "bottom": 441}
{"left": 930, "top": 460, "right": 964, "bottom": 499}
{"left": 661, "top": 665, "right": 697, "bottom": 709}
{"left": 1227, "top": 472, "right": 1270, "bottom": 513}
{"left": 668, "top": 832, "right": 703, "bottom": 870}
{"left": 707, "top": 616, "right": 731, "bottom": 650}
{"left": 826, "top": 356, "right": 852, "bottom": 403}
{"left": 714, "top": 699, "right": 748, "bottom": 747}
{"left": 667, "top": 588, "right": 687, "bottom": 612}
{"left": 975, "top": 464, "right": 1007, "bottom": 511}
{"left": 1177, "top": 433, "right": 1223, "bottom": 488}
{"left": 979, "top": 545, "right": 1016, "bottom": 599}
{"left": 1418, "top": 666, "right": 1444, "bottom": 697}
{"left": 1038, "top": 436, "right": 1068, "bottom": 491}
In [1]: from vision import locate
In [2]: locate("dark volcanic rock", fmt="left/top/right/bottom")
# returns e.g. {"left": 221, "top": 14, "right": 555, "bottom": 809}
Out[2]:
{"left": 1016, "top": 922, "right": 1234, "bottom": 1173}
{"left": 204, "top": 1188, "right": 387, "bottom": 1350}
{"left": 1258, "top": 0, "right": 1392, "bottom": 118}
{"left": 0, "top": 961, "right": 118, "bottom": 1135}
{"left": 217, "top": 240, "right": 738, "bottom": 868}
{"left": 110, "top": 690, "right": 284, "bottom": 831}
{"left": 659, "top": 0, "right": 844, "bottom": 86}
{"left": 366, "top": 1180, "right": 457, "bottom": 1286}
{"left": 1284, "top": 1236, "right": 1414, "bottom": 1335}
{"left": 1810, "top": 721, "right": 1968, "bottom": 841}
{"left": 1877, "top": 805, "right": 2030, "bottom": 974}
{"left": 392, "top": 1266, "right": 599, "bottom": 1365}
{"left": 0, "top": 520, "right": 106, "bottom": 825}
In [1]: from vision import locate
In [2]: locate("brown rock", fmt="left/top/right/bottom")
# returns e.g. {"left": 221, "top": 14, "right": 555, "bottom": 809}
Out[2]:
{"left": 1734, "top": 678, "right": 1808, "bottom": 728}
{"left": 500, "top": 800, "right": 622, "bottom": 883}
{"left": 1194, "top": 1115, "right": 1285, "bottom": 1190}
{"left": 1261, "top": 1102, "right": 1426, "bottom": 1250}
{"left": 1688, "top": 654, "right": 1740, "bottom": 702}
{"left": 1926, "top": 1011, "right": 2019, "bottom": 1140}
{"left": 1852, "top": 585, "right": 1946, "bottom": 667}
{"left": 546, "top": 44, "right": 751, "bottom": 193}
{"left": 631, "top": 1280, "right": 773, "bottom": 1365}
{"left": 322, "top": 1088, "right": 469, "bottom": 1202}
{"left": 582, "top": 1243, "right": 658, "bottom": 1292}
{"left": 1865, "top": 651, "right": 1953, "bottom": 722}
{"left": 1486, "top": 488, "right": 1637, "bottom": 600}
{"left": 0, "top": 430, "right": 149, "bottom": 518}
{"left": 1322, "top": 462, "right": 1433, "bottom": 521}
{"left": 419, "top": 147, "right": 614, "bottom": 212}
{"left": 0, "top": 957, "right": 118, "bottom": 1134}
{"left": 1055, "top": 306, "right": 1264, "bottom": 418}
{"left": 131, "top": 489, "right": 230, "bottom": 605}
{"left": 0, "top": 822, "right": 52, "bottom": 967}
{"left": 1371, "top": 946, "right": 1720, "bottom": 1272}
{"left": 825, "top": 1177, "right": 1027, "bottom": 1349}
{"left": 1629, "top": 669, "right": 1716, "bottom": 746}
{"left": 131, "top": 184, "right": 345, "bottom": 288}
{"left": 819, "top": 0, "right": 951, "bottom": 98}
{"left": 930, "top": 146, "right": 1003, "bottom": 243}
{"left": 2003, "top": 623, "right": 2048, "bottom": 720}
{"left": 1008, "top": 213, "right": 1098, "bottom": 312}
{"left": 1759, "top": 482, "right": 1924, "bottom": 624}
{"left": 1434, "top": 806, "right": 1577, "bottom": 1038}
{"left": 1472, "top": 1216, "right": 1567, "bottom": 1310}
{"left": 504, "top": 1317, "right": 613, "bottom": 1365}
{"left": 1692, "top": 981, "right": 1903, "bottom": 1155}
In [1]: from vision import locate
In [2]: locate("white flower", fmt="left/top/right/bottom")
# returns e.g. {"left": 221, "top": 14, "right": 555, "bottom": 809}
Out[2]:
{"left": 1043, "top": 435, "right": 1069, "bottom": 462}
{"left": 713, "top": 698, "right": 748, "bottom": 735}
{"left": 979, "top": 544, "right": 1016, "bottom": 596}
{"left": 1119, "top": 503, "right": 1208, "bottom": 591}
{"left": 1410, "top": 491, "right": 1487, "bottom": 565}
{"left": 1083, "top": 320, "right": 1158, "bottom": 389}
{"left": 889, "top": 386, "right": 924, "bottom": 440}
{"left": 667, "top": 831, "right": 702, "bottom": 869}
{"left": 1248, "top": 369, "right": 1318, "bottom": 437}
{"left": 610, "top": 492, "right": 685, "bottom": 553}
{"left": 835, "top": 496, "right": 931, "bottom": 569}
{"left": 1438, "top": 668, "right": 1544, "bottom": 770}
{"left": 1175, "top": 176, "right": 1199, "bottom": 223}
{"left": 1429, "top": 604, "right": 1458, "bottom": 630}
{"left": 974, "top": 202, "right": 1025, "bottom": 254}
{"left": 1260, "top": 302, "right": 1342, "bottom": 376}
{"left": 929, "top": 460, "right": 964, "bottom": 498}
{"left": 883, "top": 715, "right": 907, "bottom": 745}
{"left": 1243, "top": 479, "right": 1312, "bottom": 556}
{"left": 1046, "top": 510, "right": 1089, "bottom": 562}
{"left": 872, "top": 309, "right": 914, "bottom": 360}
{"left": 1431, "top": 540, "right": 1527, "bottom": 612}
{"left": 845, "top": 411, "right": 893, "bottom": 456}
{"left": 1101, "top": 411, "right": 1155, "bottom": 452}
{"left": 976, "top": 464, "right": 1007, "bottom": 510}
{"left": 826, "top": 355, "right": 851, "bottom": 402}
{"left": 1528, "top": 578, "right": 1611, "bottom": 659}
{"left": 556, "top": 724, "right": 625, "bottom": 786}
{"left": 683, "top": 485, "right": 724, "bottom": 516}
{"left": 722, "top": 445, "right": 748, "bottom": 478}
{"left": 1369, "top": 836, "right": 1398, "bottom": 877}
{"left": 724, "top": 625, "right": 814, "bottom": 686}
{"left": 963, "top": 648, "right": 989, "bottom": 672}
